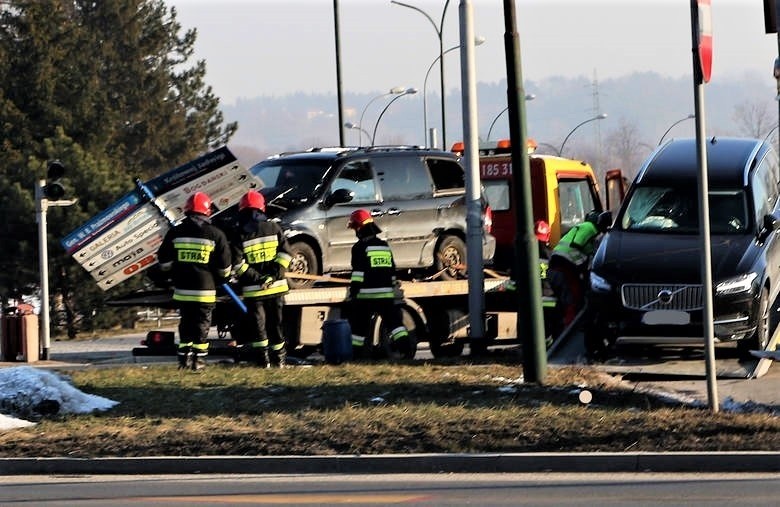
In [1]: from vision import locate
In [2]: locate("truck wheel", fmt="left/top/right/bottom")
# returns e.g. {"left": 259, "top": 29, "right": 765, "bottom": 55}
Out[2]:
{"left": 738, "top": 287, "right": 769, "bottom": 358}
{"left": 370, "top": 307, "right": 419, "bottom": 360}
{"left": 434, "top": 235, "right": 466, "bottom": 280}
{"left": 427, "top": 308, "right": 466, "bottom": 358}
{"left": 287, "top": 241, "right": 319, "bottom": 289}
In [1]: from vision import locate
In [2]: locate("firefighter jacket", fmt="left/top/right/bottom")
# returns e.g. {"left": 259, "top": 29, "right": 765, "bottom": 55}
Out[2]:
{"left": 349, "top": 230, "right": 397, "bottom": 300}
{"left": 550, "top": 221, "right": 600, "bottom": 267}
{"left": 230, "top": 209, "right": 293, "bottom": 300}
{"left": 157, "top": 214, "right": 232, "bottom": 304}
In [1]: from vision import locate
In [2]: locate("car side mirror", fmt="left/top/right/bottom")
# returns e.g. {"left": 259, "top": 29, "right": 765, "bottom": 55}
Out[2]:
{"left": 758, "top": 213, "right": 780, "bottom": 242}
{"left": 597, "top": 211, "right": 613, "bottom": 232}
{"left": 324, "top": 188, "right": 354, "bottom": 208}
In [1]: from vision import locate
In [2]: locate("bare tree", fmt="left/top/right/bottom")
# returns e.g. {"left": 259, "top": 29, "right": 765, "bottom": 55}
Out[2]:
{"left": 603, "top": 118, "right": 645, "bottom": 182}
{"left": 732, "top": 99, "right": 775, "bottom": 138}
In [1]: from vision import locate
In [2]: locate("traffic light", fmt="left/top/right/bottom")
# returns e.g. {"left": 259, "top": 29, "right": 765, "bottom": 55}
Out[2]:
{"left": 43, "top": 160, "right": 66, "bottom": 199}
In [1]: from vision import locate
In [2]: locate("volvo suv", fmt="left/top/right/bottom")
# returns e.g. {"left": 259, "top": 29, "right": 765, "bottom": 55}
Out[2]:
{"left": 220, "top": 146, "right": 496, "bottom": 287}
{"left": 586, "top": 137, "right": 780, "bottom": 359}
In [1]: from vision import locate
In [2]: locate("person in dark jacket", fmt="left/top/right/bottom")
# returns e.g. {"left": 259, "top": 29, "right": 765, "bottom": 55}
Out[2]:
{"left": 547, "top": 211, "right": 605, "bottom": 333}
{"left": 157, "top": 191, "right": 232, "bottom": 371}
{"left": 346, "top": 209, "right": 411, "bottom": 358}
{"left": 229, "top": 190, "right": 292, "bottom": 367}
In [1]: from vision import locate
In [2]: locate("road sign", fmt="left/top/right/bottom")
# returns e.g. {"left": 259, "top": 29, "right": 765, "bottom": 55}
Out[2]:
{"left": 697, "top": 0, "right": 712, "bottom": 83}
{"left": 64, "top": 146, "right": 259, "bottom": 290}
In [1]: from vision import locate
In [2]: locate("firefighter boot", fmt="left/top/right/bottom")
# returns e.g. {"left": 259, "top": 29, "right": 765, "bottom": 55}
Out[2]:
{"left": 177, "top": 345, "right": 193, "bottom": 370}
{"left": 254, "top": 348, "right": 270, "bottom": 368}
{"left": 192, "top": 350, "right": 208, "bottom": 371}
{"left": 190, "top": 343, "right": 209, "bottom": 371}
{"left": 270, "top": 346, "right": 287, "bottom": 368}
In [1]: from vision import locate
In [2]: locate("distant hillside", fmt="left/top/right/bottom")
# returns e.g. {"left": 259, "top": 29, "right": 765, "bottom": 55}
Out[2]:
{"left": 223, "top": 71, "right": 776, "bottom": 174}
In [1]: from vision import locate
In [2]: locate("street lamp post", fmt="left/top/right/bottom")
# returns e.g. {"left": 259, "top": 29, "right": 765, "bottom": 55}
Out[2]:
{"left": 422, "top": 37, "right": 485, "bottom": 147}
{"left": 658, "top": 113, "right": 695, "bottom": 145}
{"left": 392, "top": 0, "right": 451, "bottom": 147}
{"left": 372, "top": 88, "right": 418, "bottom": 145}
{"left": 559, "top": 113, "right": 608, "bottom": 156}
{"left": 485, "top": 94, "right": 536, "bottom": 142}
{"left": 344, "top": 122, "right": 371, "bottom": 145}
{"left": 358, "top": 86, "right": 406, "bottom": 145}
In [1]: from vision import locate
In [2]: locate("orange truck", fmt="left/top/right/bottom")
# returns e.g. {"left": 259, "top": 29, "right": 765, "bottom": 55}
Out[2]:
{"left": 454, "top": 139, "right": 625, "bottom": 271}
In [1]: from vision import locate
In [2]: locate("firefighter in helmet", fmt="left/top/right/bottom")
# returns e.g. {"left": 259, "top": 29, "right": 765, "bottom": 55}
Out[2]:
{"left": 547, "top": 210, "right": 606, "bottom": 333}
{"left": 229, "top": 190, "right": 293, "bottom": 367}
{"left": 157, "top": 191, "right": 232, "bottom": 371}
{"left": 346, "top": 209, "right": 412, "bottom": 358}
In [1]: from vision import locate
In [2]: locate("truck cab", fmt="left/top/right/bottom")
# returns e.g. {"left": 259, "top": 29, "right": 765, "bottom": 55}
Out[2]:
{"left": 453, "top": 139, "right": 625, "bottom": 271}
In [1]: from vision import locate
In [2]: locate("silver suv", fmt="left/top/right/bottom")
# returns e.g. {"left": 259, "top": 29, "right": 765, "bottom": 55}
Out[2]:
{"left": 221, "top": 146, "right": 496, "bottom": 287}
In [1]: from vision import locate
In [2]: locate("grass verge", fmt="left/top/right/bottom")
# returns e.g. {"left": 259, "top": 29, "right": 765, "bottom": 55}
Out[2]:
{"left": 2, "top": 361, "right": 779, "bottom": 457}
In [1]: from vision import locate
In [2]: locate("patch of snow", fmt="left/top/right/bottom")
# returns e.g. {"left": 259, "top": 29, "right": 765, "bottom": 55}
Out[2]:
{"left": 0, "top": 366, "right": 118, "bottom": 431}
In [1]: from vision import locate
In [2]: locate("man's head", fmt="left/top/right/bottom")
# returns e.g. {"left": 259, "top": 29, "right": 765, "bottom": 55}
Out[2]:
{"left": 239, "top": 190, "right": 266, "bottom": 212}
{"left": 184, "top": 192, "right": 212, "bottom": 217}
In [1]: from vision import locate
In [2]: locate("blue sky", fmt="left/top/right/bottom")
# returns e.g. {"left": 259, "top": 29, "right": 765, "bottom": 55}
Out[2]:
{"left": 168, "top": 0, "right": 776, "bottom": 105}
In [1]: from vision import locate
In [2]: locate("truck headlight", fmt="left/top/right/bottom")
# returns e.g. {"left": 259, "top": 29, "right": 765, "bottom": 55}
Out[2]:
{"left": 715, "top": 272, "right": 758, "bottom": 295}
{"left": 590, "top": 272, "right": 612, "bottom": 293}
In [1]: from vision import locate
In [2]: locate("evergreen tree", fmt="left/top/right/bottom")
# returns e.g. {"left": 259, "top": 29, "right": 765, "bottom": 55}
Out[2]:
{"left": 0, "top": 0, "right": 236, "bottom": 331}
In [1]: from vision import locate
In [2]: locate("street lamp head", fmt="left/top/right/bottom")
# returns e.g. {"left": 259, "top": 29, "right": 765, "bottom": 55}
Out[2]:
{"left": 525, "top": 93, "right": 536, "bottom": 101}
{"left": 596, "top": 113, "right": 608, "bottom": 120}
{"left": 389, "top": 86, "right": 406, "bottom": 94}
{"left": 404, "top": 87, "right": 418, "bottom": 95}
{"left": 474, "top": 36, "right": 486, "bottom": 46}
{"left": 344, "top": 122, "right": 357, "bottom": 129}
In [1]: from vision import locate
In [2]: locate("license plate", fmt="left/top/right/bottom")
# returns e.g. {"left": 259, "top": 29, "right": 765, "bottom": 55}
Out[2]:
{"left": 641, "top": 310, "right": 691, "bottom": 325}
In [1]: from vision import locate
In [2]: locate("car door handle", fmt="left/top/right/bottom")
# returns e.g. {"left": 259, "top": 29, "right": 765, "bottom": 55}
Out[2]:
{"left": 386, "top": 208, "right": 402, "bottom": 216}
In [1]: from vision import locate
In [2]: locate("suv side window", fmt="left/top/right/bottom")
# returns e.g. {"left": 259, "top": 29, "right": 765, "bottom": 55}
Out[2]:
{"left": 375, "top": 155, "right": 432, "bottom": 200}
{"left": 332, "top": 161, "right": 377, "bottom": 203}
{"left": 427, "top": 158, "right": 465, "bottom": 194}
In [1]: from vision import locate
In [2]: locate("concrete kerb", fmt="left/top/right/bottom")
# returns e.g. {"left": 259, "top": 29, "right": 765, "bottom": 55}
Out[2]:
{"left": 2, "top": 452, "right": 780, "bottom": 475}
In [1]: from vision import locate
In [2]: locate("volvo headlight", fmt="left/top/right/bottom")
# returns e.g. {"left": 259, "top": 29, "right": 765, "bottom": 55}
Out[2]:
{"left": 715, "top": 272, "right": 758, "bottom": 295}
{"left": 590, "top": 272, "right": 612, "bottom": 293}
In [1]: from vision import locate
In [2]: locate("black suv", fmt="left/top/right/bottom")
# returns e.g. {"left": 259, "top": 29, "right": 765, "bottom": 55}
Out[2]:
{"left": 586, "top": 137, "right": 780, "bottom": 358}
{"left": 227, "top": 146, "right": 496, "bottom": 286}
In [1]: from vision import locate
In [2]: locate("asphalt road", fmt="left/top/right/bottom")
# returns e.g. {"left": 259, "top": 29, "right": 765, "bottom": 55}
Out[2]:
{"left": 1, "top": 472, "right": 780, "bottom": 506}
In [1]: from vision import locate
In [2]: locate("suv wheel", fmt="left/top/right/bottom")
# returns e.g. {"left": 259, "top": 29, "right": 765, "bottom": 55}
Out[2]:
{"left": 287, "top": 241, "right": 319, "bottom": 289}
{"left": 435, "top": 235, "right": 467, "bottom": 280}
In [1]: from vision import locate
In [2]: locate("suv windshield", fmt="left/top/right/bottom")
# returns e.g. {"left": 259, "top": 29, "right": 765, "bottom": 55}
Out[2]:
{"left": 619, "top": 186, "right": 749, "bottom": 235}
{"left": 249, "top": 158, "right": 332, "bottom": 203}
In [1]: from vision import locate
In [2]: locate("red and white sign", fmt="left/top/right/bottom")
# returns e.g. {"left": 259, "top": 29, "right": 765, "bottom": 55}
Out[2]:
{"left": 697, "top": 0, "right": 713, "bottom": 83}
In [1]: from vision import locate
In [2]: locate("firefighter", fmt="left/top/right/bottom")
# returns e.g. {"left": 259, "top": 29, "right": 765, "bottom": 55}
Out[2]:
{"left": 547, "top": 211, "right": 606, "bottom": 333}
{"left": 229, "top": 190, "right": 292, "bottom": 367}
{"left": 346, "top": 209, "right": 411, "bottom": 358}
{"left": 157, "top": 191, "right": 232, "bottom": 371}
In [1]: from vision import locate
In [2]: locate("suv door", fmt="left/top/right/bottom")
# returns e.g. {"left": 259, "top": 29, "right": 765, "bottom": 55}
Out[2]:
{"left": 374, "top": 154, "right": 438, "bottom": 267}
{"left": 324, "top": 159, "right": 381, "bottom": 272}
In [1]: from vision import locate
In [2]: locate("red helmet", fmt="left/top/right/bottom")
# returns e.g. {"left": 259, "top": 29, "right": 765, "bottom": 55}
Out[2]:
{"left": 239, "top": 190, "right": 266, "bottom": 212}
{"left": 184, "top": 192, "right": 212, "bottom": 216}
{"left": 348, "top": 209, "right": 373, "bottom": 230}
{"left": 535, "top": 220, "right": 551, "bottom": 243}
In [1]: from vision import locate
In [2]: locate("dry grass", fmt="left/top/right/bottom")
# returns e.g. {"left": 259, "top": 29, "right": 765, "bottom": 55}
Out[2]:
{"left": 1, "top": 360, "right": 779, "bottom": 457}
